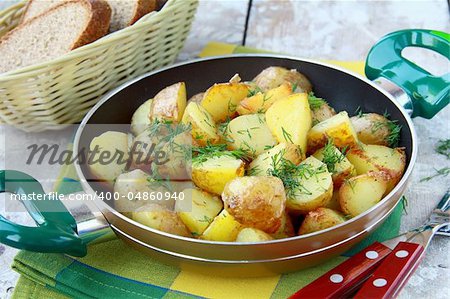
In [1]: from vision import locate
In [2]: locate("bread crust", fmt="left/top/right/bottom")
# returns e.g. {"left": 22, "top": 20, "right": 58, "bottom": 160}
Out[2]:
{"left": 129, "top": 0, "right": 157, "bottom": 26}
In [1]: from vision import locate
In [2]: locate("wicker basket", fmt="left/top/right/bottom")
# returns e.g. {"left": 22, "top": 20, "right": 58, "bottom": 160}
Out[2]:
{"left": 0, "top": 0, "right": 198, "bottom": 132}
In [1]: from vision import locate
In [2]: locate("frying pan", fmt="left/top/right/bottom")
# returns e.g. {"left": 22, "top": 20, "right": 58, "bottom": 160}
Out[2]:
{"left": 1, "top": 29, "right": 449, "bottom": 277}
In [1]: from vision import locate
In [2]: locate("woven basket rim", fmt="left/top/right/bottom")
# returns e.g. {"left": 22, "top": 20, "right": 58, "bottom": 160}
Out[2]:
{"left": 0, "top": 0, "right": 186, "bottom": 79}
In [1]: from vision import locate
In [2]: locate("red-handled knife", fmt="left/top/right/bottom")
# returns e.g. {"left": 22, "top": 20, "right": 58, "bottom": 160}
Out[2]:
{"left": 290, "top": 190, "right": 450, "bottom": 299}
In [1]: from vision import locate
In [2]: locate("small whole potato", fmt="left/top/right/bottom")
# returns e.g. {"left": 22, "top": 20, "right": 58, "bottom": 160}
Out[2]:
{"left": 350, "top": 113, "right": 395, "bottom": 146}
{"left": 222, "top": 176, "right": 286, "bottom": 234}
{"left": 311, "top": 102, "right": 336, "bottom": 125}
{"left": 252, "top": 66, "right": 313, "bottom": 93}
{"left": 298, "top": 207, "right": 346, "bottom": 235}
{"left": 188, "top": 92, "right": 205, "bottom": 104}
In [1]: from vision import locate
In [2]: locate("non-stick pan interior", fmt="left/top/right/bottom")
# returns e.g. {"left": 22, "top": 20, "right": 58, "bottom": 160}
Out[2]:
{"left": 78, "top": 56, "right": 413, "bottom": 201}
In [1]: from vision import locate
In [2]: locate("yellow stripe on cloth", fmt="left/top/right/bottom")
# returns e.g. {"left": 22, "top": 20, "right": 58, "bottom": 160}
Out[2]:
{"left": 170, "top": 270, "right": 281, "bottom": 299}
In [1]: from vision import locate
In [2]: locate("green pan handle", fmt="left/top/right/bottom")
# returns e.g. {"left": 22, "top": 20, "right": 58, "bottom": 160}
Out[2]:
{"left": 365, "top": 29, "right": 450, "bottom": 119}
{"left": 0, "top": 170, "right": 87, "bottom": 257}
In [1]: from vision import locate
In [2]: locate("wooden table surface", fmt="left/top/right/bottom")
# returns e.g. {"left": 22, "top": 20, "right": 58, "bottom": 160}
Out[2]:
{"left": 0, "top": 1, "right": 449, "bottom": 298}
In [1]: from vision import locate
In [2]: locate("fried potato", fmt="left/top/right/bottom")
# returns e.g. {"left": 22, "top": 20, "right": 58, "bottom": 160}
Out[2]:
{"left": 325, "top": 191, "right": 342, "bottom": 211}
{"left": 188, "top": 92, "right": 205, "bottom": 104}
{"left": 191, "top": 154, "right": 245, "bottom": 195}
{"left": 225, "top": 114, "right": 277, "bottom": 157}
{"left": 182, "top": 102, "right": 220, "bottom": 146}
{"left": 237, "top": 83, "right": 293, "bottom": 115}
{"left": 153, "top": 131, "right": 191, "bottom": 180}
{"left": 346, "top": 144, "right": 406, "bottom": 192}
{"left": 236, "top": 228, "right": 274, "bottom": 242}
{"left": 200, "top": 82, "right": 249, "bottom": 122}
{"left": 201, "top": 209, "right": 242, "bottom": 242}
{"left": 339, "top": 173, "right": 388, "bottom": 217}
{"left": 222, "top": 176, "right": 286, "bottom": 233}
{"left": 311, "top": 102, "right": 336, "bottom": 125}
{"left": 89, "top": 131, "right": 130, "bottom": 183}
{"left": 253, "top": 66, "right": 313, "bottom": 93}
{"left": 313, "top": 144, "right": 356, "bottom": 188}
{"left": 248, "top": 143, "right": 304, "bottom": 176}
{"left": 131, "top": 99, "right": 152, "bottom": 136}
{"left": 271, "top": 212, "right": 295, "bottom": 239}
{"left": 298, "top": 207, "right": 346, "bottom": 235}
{"left": 286, "top": 156, "right": 333, "bottom": 213}
{"left": 149, "top": 82, "right": 187, "bottom": 122}
{"left": 175, "top": 189, "right": 223, "bottom": 236}
{"left": 350, "top": 113, "right": 396, "bottom": 146}
{"left": 132, "top": 204, "right": 190, "bottom": 237}
{"left": 265, "top": 93, "right": 312, "bottom": 155}
{"left": 307, "top": 111, "right": 359, "bottom": 154}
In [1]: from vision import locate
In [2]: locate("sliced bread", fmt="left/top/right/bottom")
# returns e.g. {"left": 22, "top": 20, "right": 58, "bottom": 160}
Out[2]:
{"left": 22, "top": 0, "right": 157, "bottom": 32}
{"left": 0, "top": 0, "right": 111, "bottom": 74}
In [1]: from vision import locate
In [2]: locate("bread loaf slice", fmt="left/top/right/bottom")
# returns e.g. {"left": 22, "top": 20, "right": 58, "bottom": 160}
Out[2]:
{"left": 22, "top": 0, "right": 157, "bottom": 32}
{"left": 0, "top": 0, "right": 111, "bottom": 74}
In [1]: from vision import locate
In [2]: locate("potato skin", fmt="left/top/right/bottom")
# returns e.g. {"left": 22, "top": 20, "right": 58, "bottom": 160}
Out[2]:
{"left": 298, "top": 208, "right": 346, "bottom": 235}
{"left": 253, "top": 66, "right": 313, "bottom": 93}
{"left": 271, "top": 212, "right": 295, "bottom": 239}
{"left": 150, "top": 82, "right": 187, "bottom": 123}
{"left": 350, "top": 113, "right": 391, "bottom": 146}
{"left": 222, "top": 176, "right": 286, "bottom": 234}
{"left": 188, "top": 92, "right": 205, "bottom": 104}
{"left": 311, "top": 102, "right": 336, "bottom": 125}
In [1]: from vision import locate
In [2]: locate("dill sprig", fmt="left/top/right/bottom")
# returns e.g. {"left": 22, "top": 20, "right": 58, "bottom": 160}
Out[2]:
{"left": 436, "top": 139, "right": 450, "bottom": 159}
{"left": 321, "top": 139, "right": 347, "bottom": 173}
{"left": 420, "top": 167, "right": 450, "bottom": 182}
{"left": 247, "top": 85, "right": 263, "bottom": 97}
{"left": 308, "top": 92, "right": 327, "bottom": 111}
{"left": 281, "top": 127, "right": 294, "bottom": 143}
{"left": 192, "top": 142, "right": 250, "bottom": 165}
{"left": 382, "top": 112, "right": 402, "bottom": 147}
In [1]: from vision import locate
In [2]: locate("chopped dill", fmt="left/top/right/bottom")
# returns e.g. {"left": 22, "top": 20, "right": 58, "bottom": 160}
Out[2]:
{"left": 436, "top": 139, "right": 450, "bottom": 159}
{"left": 321, "top": 139, "right": 347, "bottom": 173}
{"left": 420, "top": 167, "right": 450, "bottom": 182}
{"left": 354, "top": 106, "right": 363, "bottom": 118}
{"left": 192, "top": 142, "right": 250, "bottom": 165}
{"left": 281, "top": 127, "right": 294, "bottom": 143}
{"left": 382, "top": 112, "right": 402, "bottom": 147}
{"left": 308, "top": 92, "right": 327, "bottom": 111}
{"left": 291, "top": 83, "right": 298, "bottom": 92}
{"left": 247, "top": 86, "right": 263, "bottom": 97}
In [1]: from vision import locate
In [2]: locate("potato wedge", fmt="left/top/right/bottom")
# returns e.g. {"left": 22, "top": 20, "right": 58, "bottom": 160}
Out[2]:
{"left": 175, "top": 189, "right": 223, "bottom": 237}
{"left": 350, "top": 113, "right": 400, "bottom": 146}
{"left": 265, "top": 93, "right": 312, "bottom": 155}
{"left": 89, "top": 131, "right": 130, "bottom": 182}
{"left": 225, "top": 114, "right": 277, "bottom": 157}
{"left": 313, "top": 144, "right": 356, "bottom": 188}
{"left": 201, "top": 209, "right": 242, "bottom": 242}
{"left": 307, "top": 111, "right": 359, "bottom": 154}
{"left": 182, "top": 102, "right": 220, "bottom": 146}
{"left": 236, "top": 228, "right": 274, "bottom": 242}
{"left": 132, "top": 204, "right": 190, "bottom": 237}
{"left": 222, "top": 176, "right": 286, "bottom": 233}
{"left": 150, "top": 82, "right": 187, "bottom": 122}
{"left": 237, "top": 83, "right": 293, "bottom": 115}
{"left": 253, "top": 66, "right": 313, "bottom": 93}
{"left": 286, "top": 156, "right": 333, "bottom": 213}
{"left": 200, "top": 82, "right": 249, "bottom": 122}
{"left": 271, "top": 212, "right": 295, "bottom": 239}
{"left": 131, "top": 99, "right": 152, "bottom": 136}
{"left": 248, "top": 143, "right": 304, "bottom": 176}
{"left": 339, "top": 173, "right": 388, "bottom": 217}
{"left": 191, "top": 154, "right": 245, "bottom": 195}
{"left": 298, "top": 207, "right": 346, "bottom": 235}
{"left": 346, "top": 144, "right": 406, "bottom": 192}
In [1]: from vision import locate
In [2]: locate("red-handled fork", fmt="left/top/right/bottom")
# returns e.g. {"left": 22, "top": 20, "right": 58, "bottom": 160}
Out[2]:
{"left": 290, "top": 190, "right": 450, "bottom": 299}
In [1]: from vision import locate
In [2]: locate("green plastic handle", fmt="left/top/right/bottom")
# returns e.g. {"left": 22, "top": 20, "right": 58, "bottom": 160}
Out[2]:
{"left": 365, "top": 29, "right": 450, "bottom": 119}
{"left": 0, "top": 170, "right": 87, "bottom": 256}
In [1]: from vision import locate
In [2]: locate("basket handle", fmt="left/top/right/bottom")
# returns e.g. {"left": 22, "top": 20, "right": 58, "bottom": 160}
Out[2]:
{"left": 0, "top": 170, "right": 86, "bottom": 256}
{"left": 365, "top": 29, "right": 449, "bottom": 119}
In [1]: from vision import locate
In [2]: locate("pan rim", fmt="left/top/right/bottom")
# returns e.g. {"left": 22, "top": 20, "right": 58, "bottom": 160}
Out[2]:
{"left": 73, "top": 53, "right": 418, "bottom": 246}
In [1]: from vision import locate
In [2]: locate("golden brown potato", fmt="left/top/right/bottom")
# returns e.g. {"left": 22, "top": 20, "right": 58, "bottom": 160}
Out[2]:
{"left": 222, "top": 176, "right": 286, "bottom": 234}
{"left": 325, "top": 191, "right": 342, "bottom": 211}
{"left": 346, "top": 144, "right": 406, "bottom": 192}
{"left": 236, "top": 228, "right": 274, "bottom": 242}
{"left": 132, "top": 204, "right": 190, "bottom": 237}
{"left": 265, "top": 93, "right": 312, "bottom": 155}
{"left": 191, "top": 154, "right": 245, "bottom": 195}
{"left": 188, "top": 92, "right": 205, "bottom": 104}
{"left": 307, "top": 111, "right": 359, "bottom": 154}
{"left": 298, "top": 207, "right": 346, "bottom": 235}
{"left": 312, "top": 144, "right": 356, "bottom": 188}
{"left": 201, "top": 209, "right": 242, "bottom": 242}
{"left": 253, "top": 66, "right": 313, "bottom": 93}
{"left": 225, "top": 114, "right": 277, "bottom": 157}
{"left": 237, "top": 83, "right": 293, "bottom": 115}
{"left": 149, "top": 82, "right": 187, "bottom": 123}
{"left": 200, "top": 82, "right": 249, "bottom": 122}
{"left": 131, "top": 99, "right": 153, "bottom": 136}
{"left": 248, "top": 143, "right": 304, "bottom": 176}
{"left": 311, "top": 102, "right": 336, "bottom": 125}
{"left": 270, "top": 212, "right": 295, "bottom": 239}
{"left": 182, "top": 102, "right": 220, "bottom": 146}
{"left": 350, "top": 113, "right": 399, "bottom": 146}
{"left": 339, "top": 173, "right": 388, "bottom": 217}
{"left": 286, "top": 156, "right": 333, "bottom": 213}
